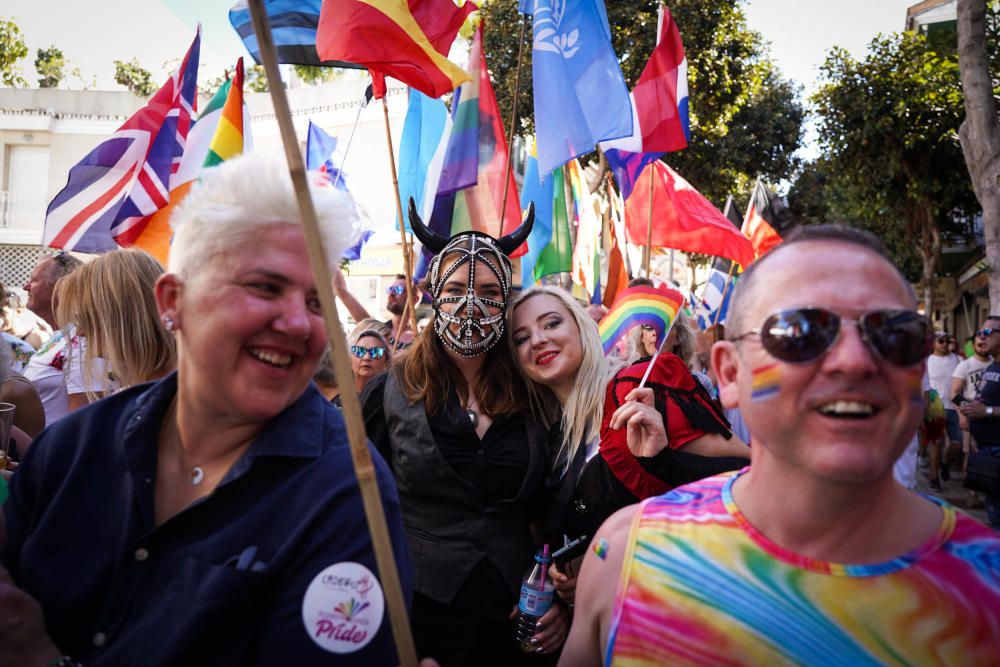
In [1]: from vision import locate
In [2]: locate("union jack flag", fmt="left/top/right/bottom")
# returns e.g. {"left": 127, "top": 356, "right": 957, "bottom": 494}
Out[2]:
{"left": 43, "top": 30, "right": 201, "bottom": 252}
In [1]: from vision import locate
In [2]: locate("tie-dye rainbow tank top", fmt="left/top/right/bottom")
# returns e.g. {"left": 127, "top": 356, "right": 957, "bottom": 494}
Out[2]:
{"left": 606, "top": 470, "right": 1000, "bottom": 666}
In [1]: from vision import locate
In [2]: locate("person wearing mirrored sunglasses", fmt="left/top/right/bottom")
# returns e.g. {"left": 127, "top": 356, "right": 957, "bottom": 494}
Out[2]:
{"left": 958, "top": 317, "right": 1000, "bottom": 530}
{"left": 348, "top": 328, "right": 390, "bottom": 396}
{"left": 559, "top": 225, "right": 1000, "bottom": 667}
{"left": 384, "top": 275, "right": 416, "bottom": 348}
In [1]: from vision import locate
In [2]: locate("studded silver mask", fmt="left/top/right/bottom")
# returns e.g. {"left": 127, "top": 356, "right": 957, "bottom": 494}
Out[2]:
{"left": 406, "top": 196, "right": 535, "bottom": 358}
{"left": 428, "top": 235, "right": 512, "bottom": 357}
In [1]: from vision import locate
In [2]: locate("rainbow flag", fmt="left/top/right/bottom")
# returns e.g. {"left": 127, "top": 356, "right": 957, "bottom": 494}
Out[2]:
{"left": 133, "top": 59, "right": 250, "bottom": 263}
{"left": 599, "top": 285, "right": 684, "bottom": 356}
{"left": 203, "top": 59, "right": 245, "bottom": 167}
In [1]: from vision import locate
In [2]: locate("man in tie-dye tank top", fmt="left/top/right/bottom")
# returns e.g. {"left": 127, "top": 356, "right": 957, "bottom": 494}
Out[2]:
{"left": 560, "top": 226, "right": 1000, "bottom": 667}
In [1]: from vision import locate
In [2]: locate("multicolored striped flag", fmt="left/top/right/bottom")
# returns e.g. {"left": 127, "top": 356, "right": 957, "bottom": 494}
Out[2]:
{"left": 43, "top": 30, "right": 201, "bottom": 253}
{"left": 599, "top": 285, "right": 684, "bottom": 356}
{"left": 519, "top": 137, "right": 571, "bottom": 285}
{"left": 416, "top": 25, "right": 524, "bottom": 277}
{"left": 316, "top": 0, "right": 474, "bottom": 98}
{"left": 743, "top": 179, "right": 795, "bottom": 260}
{"left": 567, "top": 159, "right": 602, "bottom": 303}
{"left": 602, "top": 3, "right": 690, "bottom": 200}
{"left": 603, "top": 185, "right": 629, "bottom": 306}
{"left": 397, "top": 89, "right": 452, "bottom": 229}
{"left": 131, "top": 58, "right": 252, "bottom": 264}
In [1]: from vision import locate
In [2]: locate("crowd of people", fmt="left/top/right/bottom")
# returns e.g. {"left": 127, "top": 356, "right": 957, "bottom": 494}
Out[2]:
{"left": 0, "top": 153, "right": 996, "bottom": 666}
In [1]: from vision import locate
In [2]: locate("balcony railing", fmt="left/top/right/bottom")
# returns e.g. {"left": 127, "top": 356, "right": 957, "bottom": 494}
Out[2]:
{"left": 0, "top": 191, "right": 46, "bottom": 245}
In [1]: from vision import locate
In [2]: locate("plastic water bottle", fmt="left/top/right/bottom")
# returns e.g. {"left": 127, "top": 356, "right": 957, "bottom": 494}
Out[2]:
{"left": 516, "top": 545, "right": 554, "bottom": 653}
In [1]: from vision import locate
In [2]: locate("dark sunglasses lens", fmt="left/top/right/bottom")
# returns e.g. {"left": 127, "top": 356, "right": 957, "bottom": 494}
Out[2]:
{"left": 760, "top": 308, "right": 840, "bottom": 363}
{"left": 861, "top": 310, "right": 931, "bottom": 366}
{"left": 350, "top": 346, "right": 364, "bottom": 358}
{"left": 370, "top": 348, "right": 385, "bottom": 359}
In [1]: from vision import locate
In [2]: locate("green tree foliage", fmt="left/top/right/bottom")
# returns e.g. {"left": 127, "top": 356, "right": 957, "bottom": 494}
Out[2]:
{"left": 114, "top": 58, "right": 156, "bottom": 97}
{"left": 0, "top": 17, "right": 28, "bottom": 87}
{"left": 804, "top": 30, "right": 979, "bottom": 313}
{"left": 292, "top": 64, "right": 346, "bottom": 85}
{"left": 35, "top": 46, "right": 65, "bottom": 88}
{"left": 480, "top": 0, "right": 804, "bottom": 207}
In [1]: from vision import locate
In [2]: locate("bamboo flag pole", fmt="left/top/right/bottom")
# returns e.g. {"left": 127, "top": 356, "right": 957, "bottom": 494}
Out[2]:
{"left": 381, "top": 95, "right": 421, "bottom": 338}
{"left": 498, "top": 13, "right": 530, "bottom": 239}
{"left": 712, "top": 177, "right": 759, "bottom": 328}
{"left": 643, "top": 164, "right": 655, "bottom": 276}
{"left": 246, "top": 3, "right": 417, "bottom": 665}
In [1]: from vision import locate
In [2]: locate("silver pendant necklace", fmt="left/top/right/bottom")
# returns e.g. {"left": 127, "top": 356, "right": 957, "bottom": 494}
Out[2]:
{"left": 466, "top": 408, "right": 479, "bottom": 429}
{"left": 190, "top": 466, "right": 205, "bottom": 485}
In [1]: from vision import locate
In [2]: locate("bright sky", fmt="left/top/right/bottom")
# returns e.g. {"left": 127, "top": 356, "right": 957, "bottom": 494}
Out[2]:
{"left": 6, "top": 0, "right": 922, "bottom": 155}
{"left": 745, "top": 0, "right": 918, "bottom": 95}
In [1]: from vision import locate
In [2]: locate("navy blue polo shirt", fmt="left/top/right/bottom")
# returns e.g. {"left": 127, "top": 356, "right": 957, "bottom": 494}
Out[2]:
{"left": 3, "top": 373, "right": 411, "bottom": 666}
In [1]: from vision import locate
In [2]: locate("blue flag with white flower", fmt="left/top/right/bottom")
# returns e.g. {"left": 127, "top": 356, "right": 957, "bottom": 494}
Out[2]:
{"left": 531, "top": 0, "right": 632, "bottom": 175}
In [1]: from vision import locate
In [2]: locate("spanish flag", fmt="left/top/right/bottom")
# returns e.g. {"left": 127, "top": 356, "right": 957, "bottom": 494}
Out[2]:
{"left": 316, "top": 0, "right": 474, "bottom": 98}
{"left": 132, "top": 59, "right": 250, "bottom": 264}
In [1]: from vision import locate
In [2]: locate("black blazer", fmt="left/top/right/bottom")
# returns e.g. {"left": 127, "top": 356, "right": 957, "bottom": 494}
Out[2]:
{"left": 363, "top": 372, "right": 550, "bottom": 604}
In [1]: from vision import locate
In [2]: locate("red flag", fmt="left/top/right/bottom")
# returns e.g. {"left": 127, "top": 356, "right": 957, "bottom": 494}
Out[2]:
{"left": 742, "top": 179, "right": 784, "bottom": 259}
{"left": 624, "top": 161, "right": 754, "bottom": 267}
{"left": 317, "top": 0, "right": 475, "bottom": 98}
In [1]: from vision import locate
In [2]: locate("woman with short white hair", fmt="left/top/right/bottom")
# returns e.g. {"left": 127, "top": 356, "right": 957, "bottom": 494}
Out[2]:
{"left": 1, "top": 153, "right": 410, "bottom": 666}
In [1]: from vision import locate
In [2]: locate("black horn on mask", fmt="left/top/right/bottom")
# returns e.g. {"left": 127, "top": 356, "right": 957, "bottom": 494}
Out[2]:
{"left": 408, "top": 197, "right": 448, "bottom": 253}
{"left": 496, "top": 202, "right": 535, "bottom": 256}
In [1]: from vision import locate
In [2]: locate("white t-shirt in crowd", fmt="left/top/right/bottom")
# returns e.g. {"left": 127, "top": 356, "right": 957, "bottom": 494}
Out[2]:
{"left": 952, "top": 356, "right": 992, "bottom": 402}
{"left": 893, "top": 370, "right": 930, "bottom": 490}
{"left": 23, "top": 331, "right": 109, "bottom": 425}
{"left": 926, "top": 353, "right": 961, "bottom": 409}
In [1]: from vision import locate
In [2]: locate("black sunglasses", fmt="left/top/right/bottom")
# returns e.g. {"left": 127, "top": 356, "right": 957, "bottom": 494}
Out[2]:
{"left": 732, "top": 307, "right": 932, "bottom": 367}
{"left": 976, "top": 328, "right": 996, "bottom": 338}
{"left": 350, "top": 345, "right": 386, "bottom": 359}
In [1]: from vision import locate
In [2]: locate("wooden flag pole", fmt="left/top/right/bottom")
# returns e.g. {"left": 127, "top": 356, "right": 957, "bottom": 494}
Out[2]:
{"left": 643, "top": 164, "right": 654, "bottom": 276}
{"left": 246, "top": 3, "right": 417, "bottom": 665}
{"left": 498, "top": 13, "right": 530, "bottom": 239}
{"left": 381, "top": 95, "right": 421, "bottom": 338}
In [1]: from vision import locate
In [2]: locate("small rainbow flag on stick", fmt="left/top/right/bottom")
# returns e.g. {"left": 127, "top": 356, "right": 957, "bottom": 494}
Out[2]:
{"left": 599, "top": 286, "right": 685, "bottom": 356}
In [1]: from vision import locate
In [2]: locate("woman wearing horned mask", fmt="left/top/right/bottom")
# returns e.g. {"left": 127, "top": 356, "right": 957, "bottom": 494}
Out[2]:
{"left": 362, "top": 201, "right": 568, "bottom": 665}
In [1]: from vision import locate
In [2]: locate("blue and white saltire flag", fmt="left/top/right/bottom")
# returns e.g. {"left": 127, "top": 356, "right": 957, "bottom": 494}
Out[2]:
{"left": 305, "top": 121, "right": 372, "bottom": 260}
{"left": 397, "top": 89, "right": 453, "bottom": 233}
{"left": 695, "top": 262, "right": 736, "bottom": 330}
{"left": 531, "top": 0, "right": 632, "bottom": 176}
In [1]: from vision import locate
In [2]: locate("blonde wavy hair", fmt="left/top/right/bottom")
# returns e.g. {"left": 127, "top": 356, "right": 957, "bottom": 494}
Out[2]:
{"left": 509, "top": 286, "right": 622, "bottom": 468}
{"left": 55, "top": 249, "right": 176, "bottom": 395}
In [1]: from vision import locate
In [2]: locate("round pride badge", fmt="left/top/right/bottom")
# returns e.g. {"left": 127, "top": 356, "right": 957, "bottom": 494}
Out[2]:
{"left": 301, "top": 561, "right": 385, "bottom": 654}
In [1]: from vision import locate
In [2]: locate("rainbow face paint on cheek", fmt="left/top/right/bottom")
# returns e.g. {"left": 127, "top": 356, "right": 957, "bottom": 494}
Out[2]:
{"left": 593, "top": 538, "right": 609, "bottom": 560}
{"left": 750, "top": 364, "right": 782, "bottom": 402}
